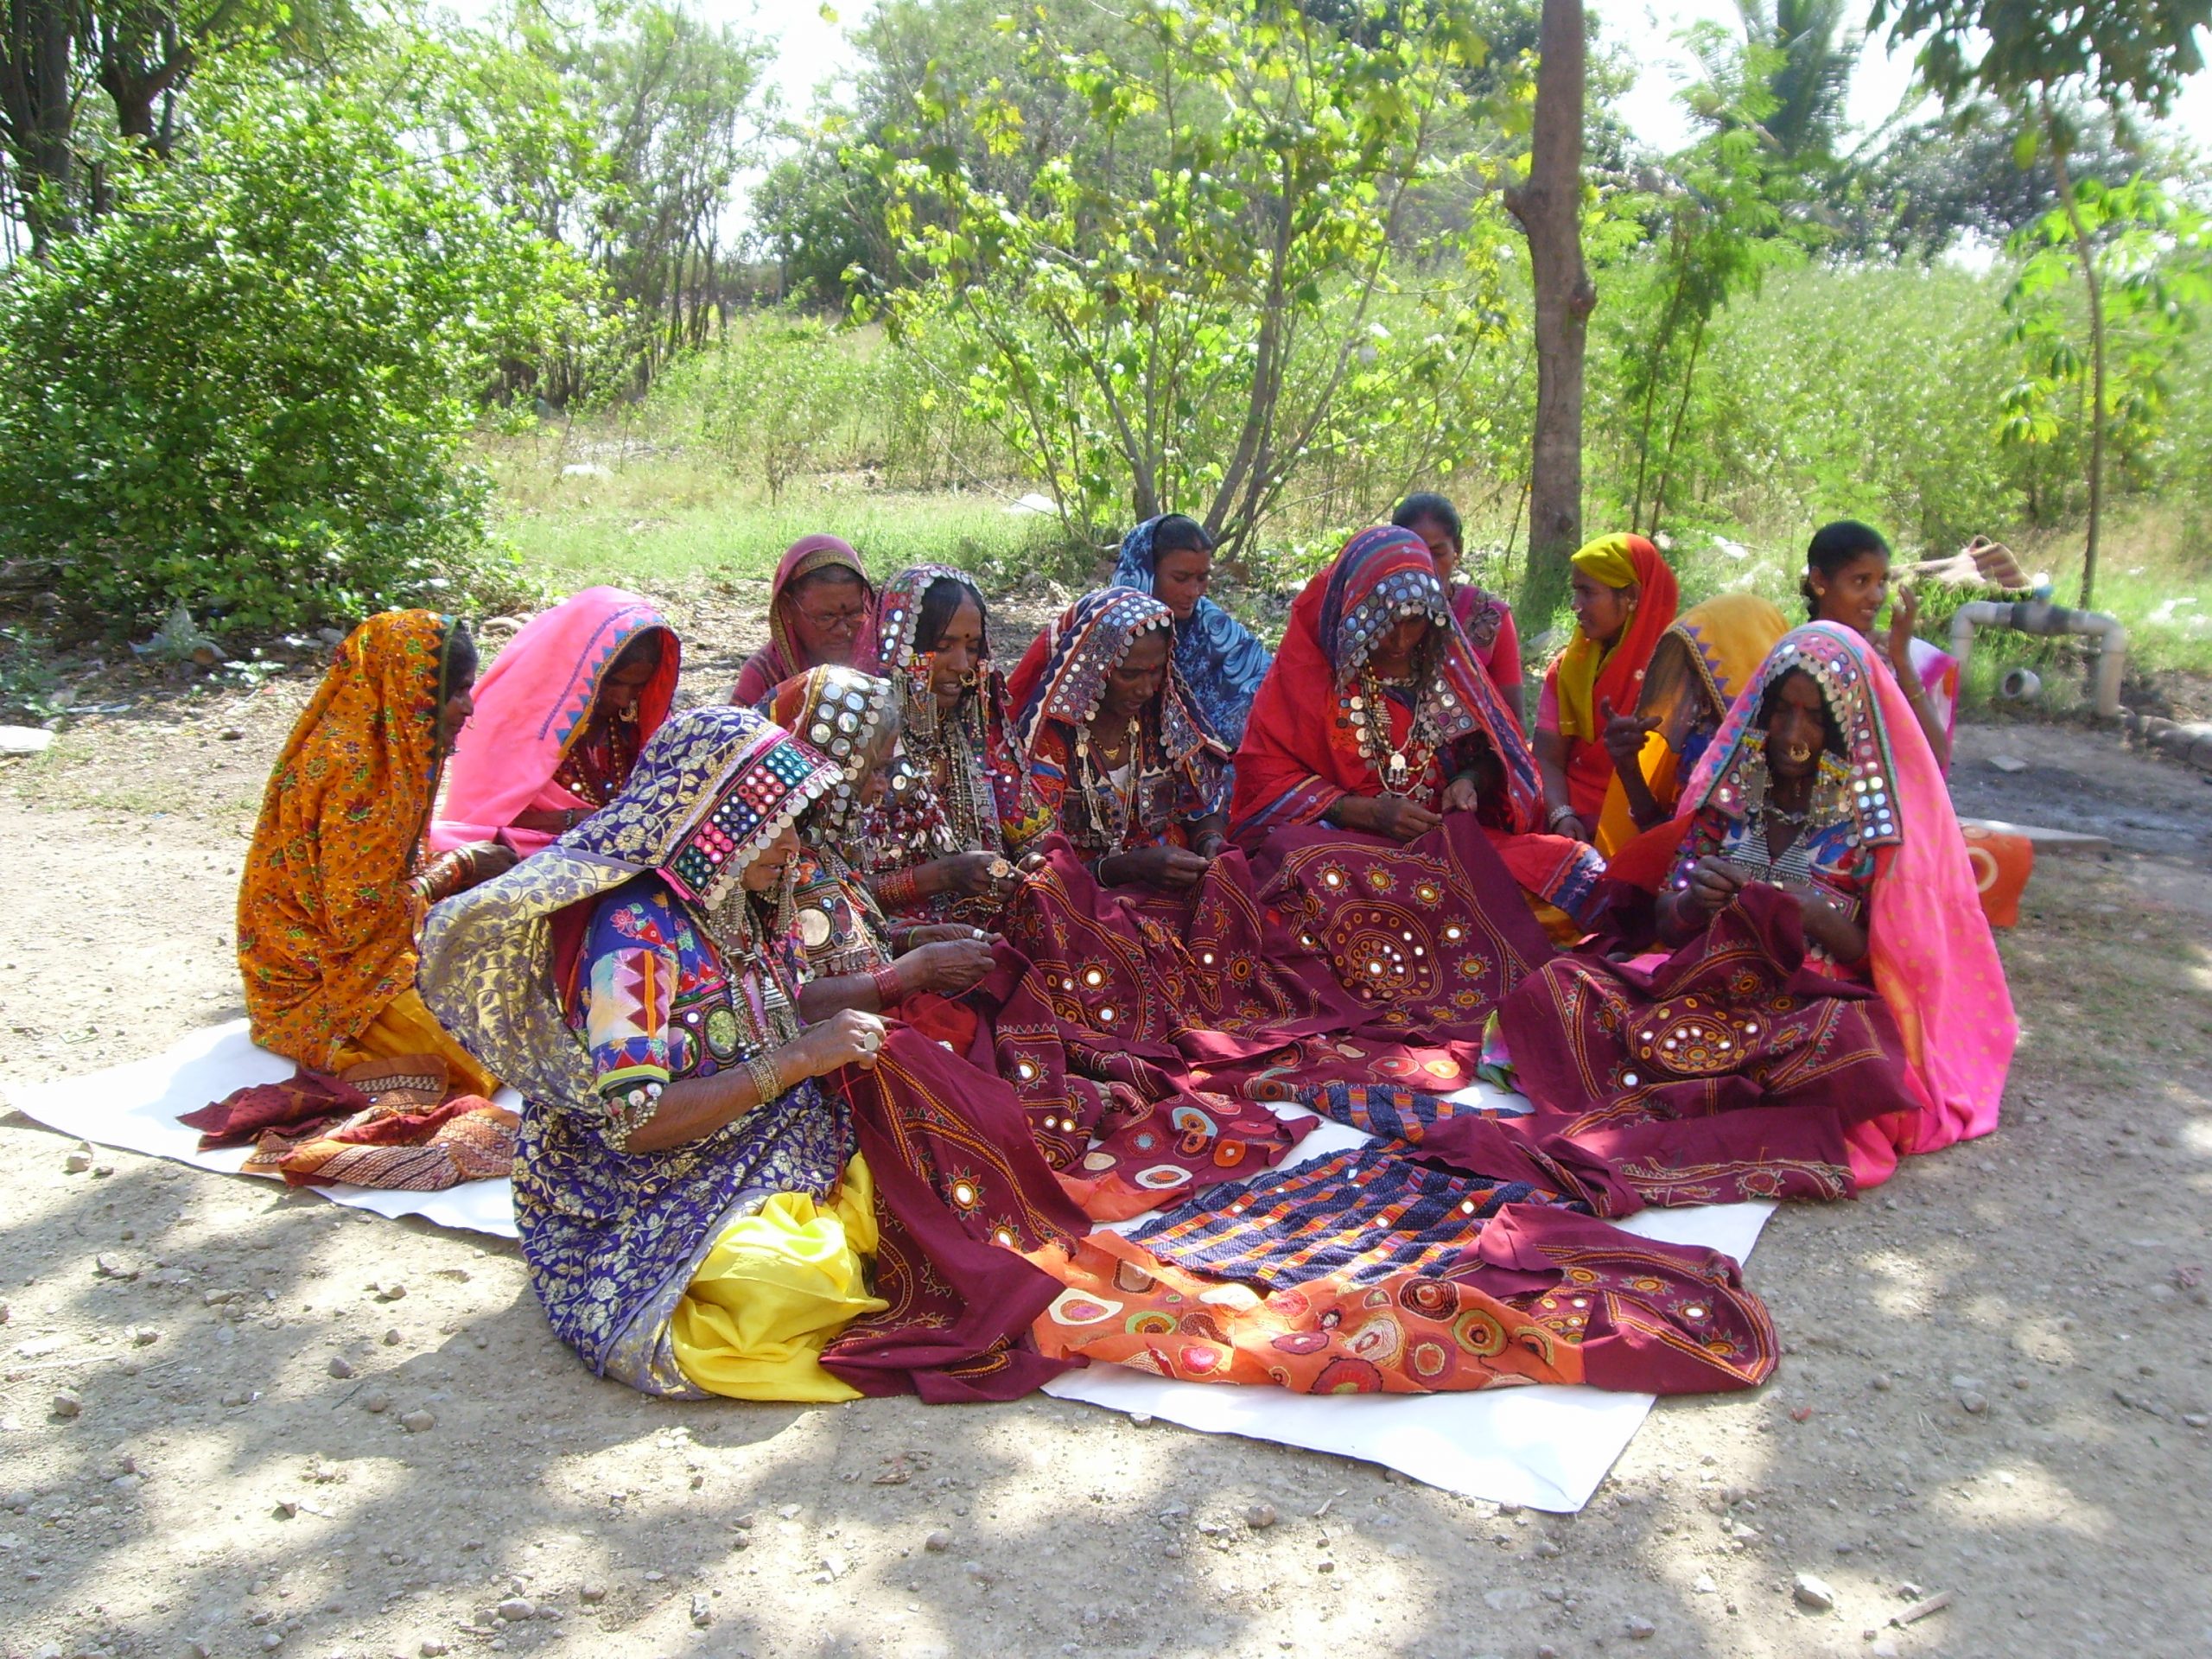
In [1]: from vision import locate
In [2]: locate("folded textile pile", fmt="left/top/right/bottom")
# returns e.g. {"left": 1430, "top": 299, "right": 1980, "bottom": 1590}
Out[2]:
{"left": 180, "top": 1053, "right": 518, "bottom": 1192}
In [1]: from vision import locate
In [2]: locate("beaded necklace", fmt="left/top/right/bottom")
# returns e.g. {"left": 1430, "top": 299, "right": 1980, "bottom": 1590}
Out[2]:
{"left": 1073, "top": 715, "right": 1144, "bottom": 851}
{"left": 1348, "top": 666, "right": 1447, "bottom": 798}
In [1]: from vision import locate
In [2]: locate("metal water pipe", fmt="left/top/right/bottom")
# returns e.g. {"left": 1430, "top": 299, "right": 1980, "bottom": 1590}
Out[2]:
{"left": 1948, "top": 600, "right": 2128, "bottom": 720}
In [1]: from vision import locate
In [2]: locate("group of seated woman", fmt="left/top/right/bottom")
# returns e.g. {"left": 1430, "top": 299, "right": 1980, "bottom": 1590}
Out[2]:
{"left": 229, "top": 501, "right": 2012, "bottom": 1408}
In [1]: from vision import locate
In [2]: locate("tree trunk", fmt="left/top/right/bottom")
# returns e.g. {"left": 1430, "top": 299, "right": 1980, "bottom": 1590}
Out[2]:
{"left": 0, "top": 0, "right": 86, "bottom": 252}
{"left": 2044, "top": 109, "right": 2105, "bottom": 610}
{"left": 1503, "top": 0, "right": 1595, "bottom": 632}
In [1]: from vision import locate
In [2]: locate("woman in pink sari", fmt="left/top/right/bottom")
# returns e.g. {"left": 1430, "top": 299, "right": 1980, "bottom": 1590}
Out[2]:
{"left": 430, "top": 588, "right": 680, "bottom": 858}
{"left": 1498, "top": 621, "right": 2014, "bottom": 1189}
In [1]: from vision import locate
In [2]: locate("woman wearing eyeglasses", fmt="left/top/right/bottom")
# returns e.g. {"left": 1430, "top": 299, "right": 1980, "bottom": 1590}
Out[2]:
{"left": 730, "top": 535, "right": 880, "bottom": 707}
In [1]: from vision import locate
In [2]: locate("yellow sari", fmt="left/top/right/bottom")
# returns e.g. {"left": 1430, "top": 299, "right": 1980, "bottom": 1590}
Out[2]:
{"left": 1593, "top": 594, "right": 1788, "bottom": 855}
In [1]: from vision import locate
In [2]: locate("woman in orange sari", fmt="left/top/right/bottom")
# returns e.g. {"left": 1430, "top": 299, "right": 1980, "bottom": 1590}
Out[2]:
{"left": 237, "top": 611, "right": 506, "bottom": 1096}
{"left": 1535, "top": 533, "right": 1679, "bottom": 843}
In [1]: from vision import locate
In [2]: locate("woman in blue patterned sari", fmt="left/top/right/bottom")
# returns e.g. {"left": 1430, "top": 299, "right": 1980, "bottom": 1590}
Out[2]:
{"left": 1111, "top": 514, "right": 1273, "bottom": 749}
{"left": 418, "top": 707, "right": 1084, "bottom": 1402}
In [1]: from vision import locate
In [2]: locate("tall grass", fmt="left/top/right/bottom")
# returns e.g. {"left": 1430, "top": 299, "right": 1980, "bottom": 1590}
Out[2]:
{"left": 479, "top": 437, "right": 1093, "bottom": 598}
{"left": 480, "top": 262, "right": 2212, "bottom": 690}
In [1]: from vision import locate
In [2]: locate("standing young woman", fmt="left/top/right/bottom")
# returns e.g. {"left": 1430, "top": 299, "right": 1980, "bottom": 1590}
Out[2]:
{"left": 1802, "top": 519, "right": 1955, "bottom": 772}
{"left": 1534, "top": 532, "right": 1679, "bottom": 842}
{"left": 1108, "top": 513, "right": 1273, "bottom": 748}
{"left": 1389, "top": 493, "right": 1523, "bottom": 722}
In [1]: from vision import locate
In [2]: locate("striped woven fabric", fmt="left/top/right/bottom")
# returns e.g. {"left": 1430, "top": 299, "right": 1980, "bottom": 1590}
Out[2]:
{"left": 1128, "top": 1146, "right": 1588, "bottom": 1289}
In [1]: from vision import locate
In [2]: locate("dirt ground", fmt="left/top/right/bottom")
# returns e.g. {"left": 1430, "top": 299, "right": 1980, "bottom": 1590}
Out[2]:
{"left": 3, "top": 599, "right": 2209, "bottom": 1659}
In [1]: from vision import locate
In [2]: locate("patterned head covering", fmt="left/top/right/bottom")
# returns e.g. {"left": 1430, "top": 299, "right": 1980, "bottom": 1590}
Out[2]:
{"left": 417, "top": 708, "right": 840, "bottom": 1112}
{"left": 1012, "top": 588, "right": 1190, "bottom": 749}
{"left": 432, "top": 587, "right": 678, "bottom": 855}
{"left": 1318, "top": 525, "right": 1458, "bottom": 683}
{"left": 1230, "top": 527, "right": 1541, "bottom": 838}
{"left": 238, "top": 609, "right": 457, "bottom": 1068}
{"left": 765, "top": 665, "right": 899, "bottom": 836}
{"left": 874, "top": 562, "right": 984, "bottom": 676}
{"left": 1680, "top": 621, "right": 1901, "bottom": 852}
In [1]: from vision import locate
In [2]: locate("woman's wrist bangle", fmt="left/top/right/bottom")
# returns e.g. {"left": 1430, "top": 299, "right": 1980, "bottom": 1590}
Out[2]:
{"left": 746, "top": 1048, "right": 785, "bottom": 1105}
{"left": 869, "top": 961, "right": 904, "bottom": 1008}
{"left": 876, "top": 868, "right": 921, "bottom": 910}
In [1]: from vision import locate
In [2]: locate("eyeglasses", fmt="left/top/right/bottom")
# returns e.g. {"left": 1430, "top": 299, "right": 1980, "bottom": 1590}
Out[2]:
{"left": 794, "top": 606, "right": 868, "bottom": 633}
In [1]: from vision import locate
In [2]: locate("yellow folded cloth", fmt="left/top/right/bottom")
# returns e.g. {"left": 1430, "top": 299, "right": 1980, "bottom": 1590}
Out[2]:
{"left": 670, "top": 1154, "right": 885, "bottom": 1402}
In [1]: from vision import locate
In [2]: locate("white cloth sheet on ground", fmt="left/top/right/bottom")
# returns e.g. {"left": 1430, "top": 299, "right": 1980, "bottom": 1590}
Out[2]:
{"left": 4, "top": 1020, "right": 1774, "bottom": 1510}
{"left": 3, "top": 1020, "right": 521, "bottom": 1236}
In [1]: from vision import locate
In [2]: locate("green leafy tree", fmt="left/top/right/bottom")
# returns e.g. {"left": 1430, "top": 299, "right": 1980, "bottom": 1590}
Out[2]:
{"left": 1609, "top": 18, "right": 1816, "bottom": 538}
{"left": 868, "top": 0, "right": 1511, "bottom": 555}
{"left": 0, "top": 51, "right": 599, "bottom": 636}
{"left": 2000, "top": 176, "right": 2209, "bottom": 522}
{"left": 0, "top": 0, "right": 357, "bottom": 252}
{"left": 1837, "top": 101, "right": 2168, "bottom": 255}
{"left": 1873, "top": 0, "right": 2212, "bottom": 604}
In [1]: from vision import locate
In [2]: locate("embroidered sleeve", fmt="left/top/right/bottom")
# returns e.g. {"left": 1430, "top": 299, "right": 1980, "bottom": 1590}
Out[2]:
{"left": 791, "top": 854, "right": 887, "bottom": 978}
{"left": 1665, "top": 806, "right": 1730, "bottom": 890}
{"left": 577, "top": 887, "right": 679, "bottom": 1149}
{"left": 1180, "top": 747, "right": 1231, "bottom": 824}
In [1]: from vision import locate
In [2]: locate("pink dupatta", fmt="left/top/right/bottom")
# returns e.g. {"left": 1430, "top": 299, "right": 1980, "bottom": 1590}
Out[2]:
{"left": 429, "top": 587, "right": 679, "bottom": 857}
{"left": 1675, "top": 620, "right": 2014, "bottom": 1185}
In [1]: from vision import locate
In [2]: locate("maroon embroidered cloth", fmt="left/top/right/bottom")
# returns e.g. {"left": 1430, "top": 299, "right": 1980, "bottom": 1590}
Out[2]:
{"left": 822, "top": 1026, "right": 1087, "bottom": 1402}
{"left": 1489, "top": 883, "right": 1916, "bottom": 1205}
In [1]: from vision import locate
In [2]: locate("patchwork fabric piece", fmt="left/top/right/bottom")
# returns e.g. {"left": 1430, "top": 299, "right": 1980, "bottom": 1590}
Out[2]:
{"left": 1257, "top": 815, "right": 1559, "bottom": 1036}
{"left": 1501, "top": 881, "right": 1916, "bottom": 1136}
{"left": 1130, "top": 1146, "right": 1589, "bottom": 1289}
{"left": 1033, "top": 1207, "right": 1777, "bottom": 1396}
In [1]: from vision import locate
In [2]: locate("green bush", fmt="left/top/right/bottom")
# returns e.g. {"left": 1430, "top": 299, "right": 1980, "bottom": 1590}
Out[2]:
{"left": 0, "top": 54, "right": 599, "bottom": 639}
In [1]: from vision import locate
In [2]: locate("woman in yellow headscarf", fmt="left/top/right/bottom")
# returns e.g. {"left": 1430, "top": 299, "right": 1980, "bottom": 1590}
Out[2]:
{"left": 237, "top": 611, "right": 509, "bottom": 1096}
{"left": 1592, "top": 592, "right": 1789, "bottom": 855}
{"left": 1535, "top": 533, "right": 1679, "bottom": 842}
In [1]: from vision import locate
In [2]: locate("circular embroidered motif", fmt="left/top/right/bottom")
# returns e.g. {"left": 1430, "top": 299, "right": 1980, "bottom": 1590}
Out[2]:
{"left": 702, "top": 1004, "right": 742, "bottom": 1063}
{"left": 1634, "top": 998, "right": 1752, "bottom": 1077}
